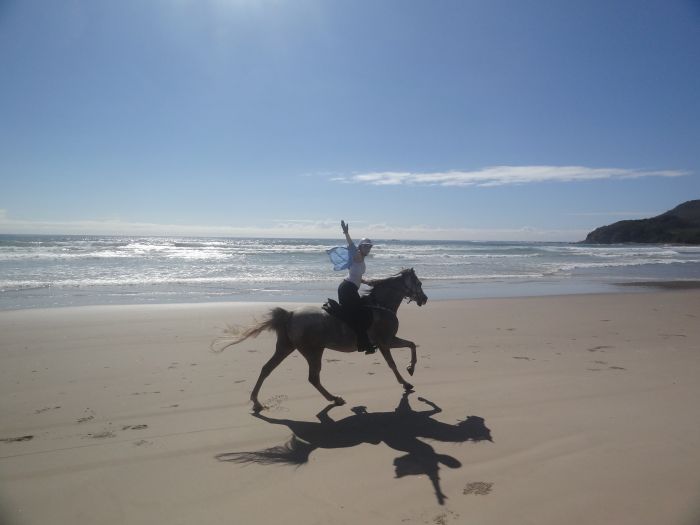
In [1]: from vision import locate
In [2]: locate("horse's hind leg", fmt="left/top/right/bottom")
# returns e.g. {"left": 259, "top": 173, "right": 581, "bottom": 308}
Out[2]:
{"left": 250, "top": 339, "right": 294, "bottom": 412}
{"left": 300, "top": 347, "right": 346, "bottom": 406}
{"left": 379, "top": 346, "right": 414, "bottom": 392}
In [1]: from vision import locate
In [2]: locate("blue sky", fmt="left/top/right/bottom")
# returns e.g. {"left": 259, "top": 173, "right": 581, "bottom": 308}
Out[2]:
{"left": 1, "top": 0, "right": 699, "bottom": 241}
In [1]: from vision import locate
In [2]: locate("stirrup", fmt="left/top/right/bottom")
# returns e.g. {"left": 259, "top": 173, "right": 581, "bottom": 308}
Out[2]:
{"left": 357, "top": 342, "right": 377, "bottom": 354}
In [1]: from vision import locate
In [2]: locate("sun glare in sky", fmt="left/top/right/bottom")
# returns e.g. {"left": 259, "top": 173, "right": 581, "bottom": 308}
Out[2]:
{"left": 0, "top": 1, "right": 698, "bottom": 240}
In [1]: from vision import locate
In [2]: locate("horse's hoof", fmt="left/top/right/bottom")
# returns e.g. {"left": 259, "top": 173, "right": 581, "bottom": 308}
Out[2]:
{"left": 252, "top": 402, "right": 266, "bottom": 413}
{"left": 406, "top": 365, "right": 415, "bottom": 376}
{"left": 333, "top": 397, "right": 346, "bottom": 406}
{"left": 403, "top": 383, "right": 414, "bottom": 392}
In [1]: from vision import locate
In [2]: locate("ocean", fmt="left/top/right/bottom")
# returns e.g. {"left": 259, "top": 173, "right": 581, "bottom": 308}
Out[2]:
{"left": 1, "top": 234, "right": 699, "bottom": 310}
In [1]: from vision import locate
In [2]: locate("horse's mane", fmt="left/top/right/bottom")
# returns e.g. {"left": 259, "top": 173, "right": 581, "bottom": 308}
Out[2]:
{"left": 363, "top": 270, "right": 409, "bottom": 300}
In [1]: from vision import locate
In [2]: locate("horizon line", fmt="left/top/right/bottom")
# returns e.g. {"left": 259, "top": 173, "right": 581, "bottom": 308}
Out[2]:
{"left": 0, "top": 231, "right": 588, "bottom": 244}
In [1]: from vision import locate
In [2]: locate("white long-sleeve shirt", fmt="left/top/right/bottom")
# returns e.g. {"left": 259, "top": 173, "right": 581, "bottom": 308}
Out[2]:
{"left": 344, "top": 243, "right": 365, "bottom": 287}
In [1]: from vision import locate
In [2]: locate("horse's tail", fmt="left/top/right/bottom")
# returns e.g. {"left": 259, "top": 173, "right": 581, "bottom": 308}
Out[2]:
{"left": 215, "top": 435, "right": 314, "bottom": 465}
{"left": 211, "top": 307, "right": 292, "bottom": 353}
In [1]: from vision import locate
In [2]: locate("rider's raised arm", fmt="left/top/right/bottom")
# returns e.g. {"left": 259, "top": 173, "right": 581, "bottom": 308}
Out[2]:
{"left": 341, "top": 220, "right": 353, "bottom": 246}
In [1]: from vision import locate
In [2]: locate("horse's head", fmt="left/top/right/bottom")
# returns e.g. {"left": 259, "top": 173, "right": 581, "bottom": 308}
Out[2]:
{"left": 402, "top": 268, "right": 428, "bottom": 306}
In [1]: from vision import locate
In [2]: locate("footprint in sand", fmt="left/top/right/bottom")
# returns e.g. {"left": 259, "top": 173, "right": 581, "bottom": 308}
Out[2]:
{"left": 35, "top": 406, "right": 61, "bottom": 414}
{"left": 122, "top": 424, "right": 148, "bottom": 431}
{"left": 89, "top": 430, "right": 116, "bottom": 439}
{"left": 588, "top": 365, "right": 626, "bottom": 372}
{"left": 1, "top": 435, "right": 34, "bottom": 443}
{"left": 262, "top": 394, "right": 288, "bottom": 411}
{"left": 463, "top": 481, "right": 493, "bottom": 495}
{"left": 587, "top": 345, "right": 613, "bottom": 352}
{"left": 433, "top": 510, "right": 460, "bottom": 524}
{"left": 433, "top": 514, "right": 448, "bottom": 525}
{"left": 77, "top": 409, "right": 96, "bottom": 423}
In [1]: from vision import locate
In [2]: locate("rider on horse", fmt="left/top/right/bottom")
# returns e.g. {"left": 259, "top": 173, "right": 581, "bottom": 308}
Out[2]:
{"left": 338, "top": 220, "right": 376, "bottom": 353}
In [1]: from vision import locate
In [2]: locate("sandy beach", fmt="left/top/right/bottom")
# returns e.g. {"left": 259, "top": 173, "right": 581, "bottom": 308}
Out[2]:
{"left": 1, "top": 290, "right": 700, "bottom": 525}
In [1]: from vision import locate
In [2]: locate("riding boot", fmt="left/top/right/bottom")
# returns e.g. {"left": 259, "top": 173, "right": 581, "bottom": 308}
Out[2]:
{"left": 356, "top": 330, "right": 376, "bottom": 354}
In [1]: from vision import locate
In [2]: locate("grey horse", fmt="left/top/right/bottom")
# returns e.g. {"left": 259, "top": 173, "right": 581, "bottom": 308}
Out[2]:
{"left": 214, "top": 268, "right": 428, "bottom": 412}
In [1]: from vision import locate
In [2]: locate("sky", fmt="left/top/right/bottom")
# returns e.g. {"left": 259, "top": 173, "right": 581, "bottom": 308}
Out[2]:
{"left": 1, "top": 0, "right": 699, "bottom": 241}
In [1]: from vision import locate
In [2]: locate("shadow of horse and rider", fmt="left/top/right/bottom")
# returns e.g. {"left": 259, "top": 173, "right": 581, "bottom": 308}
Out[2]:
{"left": 217, "top": 393, "right": 492, "bottom": 505}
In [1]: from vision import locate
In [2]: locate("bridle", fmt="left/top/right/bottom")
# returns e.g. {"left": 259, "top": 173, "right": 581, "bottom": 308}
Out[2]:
{"left": 404, "top": 279, "right": 424, "bottom": 304}
{"left": 385, "top": 273, "right": 424, "bottom": 304}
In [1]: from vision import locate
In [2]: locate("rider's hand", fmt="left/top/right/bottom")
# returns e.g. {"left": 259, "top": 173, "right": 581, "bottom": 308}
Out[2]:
{"left": 341, "top": 220, "right": 349, "bottom": 234}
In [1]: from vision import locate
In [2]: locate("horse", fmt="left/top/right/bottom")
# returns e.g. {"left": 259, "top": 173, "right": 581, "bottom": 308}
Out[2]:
{"left": 213, "top": 268, "right": 428, "bottom": 412}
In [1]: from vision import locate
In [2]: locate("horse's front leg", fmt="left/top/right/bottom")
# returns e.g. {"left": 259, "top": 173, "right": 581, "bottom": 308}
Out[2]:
{"left": 379, "top": 346, "right": 414, "bottom": 392}
{"left": 390, "top": 336, "right": 418, "bottom": 376}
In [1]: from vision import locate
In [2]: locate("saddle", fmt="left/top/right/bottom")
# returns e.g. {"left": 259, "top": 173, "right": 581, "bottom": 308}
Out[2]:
{"left": 322, "top": 298, "right": 395, "bottom": 326}
{"left": 322, "top": 298, "right": 377, "bottom": 354}
{"left": 321, "top": 298, "right": 353, "bottom": 324}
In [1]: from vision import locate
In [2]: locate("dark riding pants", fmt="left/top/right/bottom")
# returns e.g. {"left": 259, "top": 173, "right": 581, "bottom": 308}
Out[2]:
{"left": 338, "top": 280, "right": 372, "bottom": 348}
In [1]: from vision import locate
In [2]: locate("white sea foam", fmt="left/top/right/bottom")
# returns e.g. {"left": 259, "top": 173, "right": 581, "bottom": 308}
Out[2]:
{"left": 550, "top": 258, "right": 700, "bottom": 273}
{"left": 2, "top": 235, "right": 699, "bottom": 308}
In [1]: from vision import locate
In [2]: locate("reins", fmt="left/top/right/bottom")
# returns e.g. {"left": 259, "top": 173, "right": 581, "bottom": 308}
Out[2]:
{"left": 365, "top": 272, "right": 420, "bottom": 306}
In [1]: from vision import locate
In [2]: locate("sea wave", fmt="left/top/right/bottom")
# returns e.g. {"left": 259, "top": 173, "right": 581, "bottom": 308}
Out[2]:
{"left": 372, "top": 252, "right": 539, "bottom": 260}
{"left": 2, "top": 235, "right": 700, "bottom": 308}
{"left": 547, "top": 258, "right": 700, "bottom": 273}
{"left": 0, "top": 274, "right": 341, "bottom": 291}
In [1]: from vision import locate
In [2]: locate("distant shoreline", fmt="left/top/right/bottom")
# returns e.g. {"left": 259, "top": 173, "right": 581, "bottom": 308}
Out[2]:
{"left": 3, "top": 281, "right": 700, "bottom": 313}
{"left": 614, "top": 280, "right": 700, "bottom": 290}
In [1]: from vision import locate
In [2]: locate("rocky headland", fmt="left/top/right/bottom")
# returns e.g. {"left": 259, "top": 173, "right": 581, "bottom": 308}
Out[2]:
{"left": 583, "top": 200, "right": 700, "bottom": 244}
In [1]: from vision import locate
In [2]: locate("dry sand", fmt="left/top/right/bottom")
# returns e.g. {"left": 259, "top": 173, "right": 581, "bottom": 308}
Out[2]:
{"left": 1, "top": 291, "right": 699, "bottom": 525}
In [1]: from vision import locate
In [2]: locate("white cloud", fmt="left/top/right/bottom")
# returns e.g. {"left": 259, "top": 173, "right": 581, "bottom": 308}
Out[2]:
{"left": 333, "top": 166, "right": 689, "bottom": 187}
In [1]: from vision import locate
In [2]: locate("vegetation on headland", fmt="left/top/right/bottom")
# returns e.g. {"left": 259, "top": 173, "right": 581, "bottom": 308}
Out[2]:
{"left": 583, "top": 200, "right": 700, "bottom": 244}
